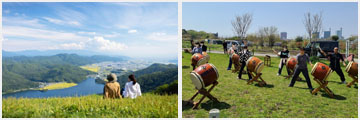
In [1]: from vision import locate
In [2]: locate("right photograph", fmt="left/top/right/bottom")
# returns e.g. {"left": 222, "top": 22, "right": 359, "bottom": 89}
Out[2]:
{"left": 182, "top": 2, "right": 358, "bottom": 118}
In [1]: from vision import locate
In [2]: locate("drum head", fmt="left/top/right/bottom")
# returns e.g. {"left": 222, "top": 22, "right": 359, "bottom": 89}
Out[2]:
{"left": 197, "top": 58, "right": 207, "bottom": 66}
{"left": 190, "top": 72, "right": 205, "bottom": 90}
{"left": 345, "top": 61, "right": 353, "bottom": 73}
{"left": 311, "top": 62, "right": 320, "bottom": 75}
{"left": 255, "top": 62, "right": 264, "bottom": 74}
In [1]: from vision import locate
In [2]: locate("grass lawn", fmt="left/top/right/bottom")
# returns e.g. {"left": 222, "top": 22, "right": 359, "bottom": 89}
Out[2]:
{"left": 3, "top": 94, "right": 177, "bottom": 118}
{"left": 40, "top": 82, "right": 77, "bottom": 90}
{"left": 182, "top": 52, "right": 357, "bottom": 118}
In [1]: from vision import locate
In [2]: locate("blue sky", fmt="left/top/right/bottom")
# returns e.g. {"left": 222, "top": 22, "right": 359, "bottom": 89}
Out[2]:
{"left": 183, "top": 2, "right": 358, "bottom": 39}
{"left": 2, "top": 2, "right": 178, "bottom": 58}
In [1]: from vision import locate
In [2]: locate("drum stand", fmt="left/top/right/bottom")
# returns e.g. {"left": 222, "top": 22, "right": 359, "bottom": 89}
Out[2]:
{"left": 232, "top": 64, "right": 241, "bottom": 73}
{"left": 285, "top": 69, "right": 302, "bottom": 81}
{"left": 247, "top": 72, "right": 267, "bottom": 87}
{"left": 312, "top": 78, "right": 334, "bottom": 98}
{"left": 346, "top": 75, "right": 358, "bottom": 88}
{"left": 187, "top": 81, "right": 219, "bottom": 109}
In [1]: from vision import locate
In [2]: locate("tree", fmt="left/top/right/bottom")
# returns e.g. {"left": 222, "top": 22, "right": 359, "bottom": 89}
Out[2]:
{"left": 231, "top": 13, "right": 253, "bottom": 45}
{"left": 332, "top": 35, "right": 339, "bottom": 41}
{"left": 259, "top": 26, "right": 278, "bottom": 48}
{"left": 303, "top": 12, "right": 323, "bottom": 56}
{"left": 295, "top": 36, "right": 303, "bottom": 42}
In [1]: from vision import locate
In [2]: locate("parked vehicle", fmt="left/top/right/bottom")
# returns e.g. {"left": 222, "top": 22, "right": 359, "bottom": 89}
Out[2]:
{"left": 304, "top": 41, "right": 339, "bottom": 57}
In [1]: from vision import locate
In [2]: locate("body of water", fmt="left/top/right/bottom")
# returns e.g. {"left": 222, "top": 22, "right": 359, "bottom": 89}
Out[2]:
{"left": 3, "top": 78, "right": 104, "bottom": 98}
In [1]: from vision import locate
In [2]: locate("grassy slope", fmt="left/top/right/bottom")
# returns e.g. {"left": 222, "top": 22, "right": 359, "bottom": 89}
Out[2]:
{"left": 80, "top": 64, "right": 100, "bottom": 73}
{"left": 40, "top": 83, "right": 77, "bottom": 90}
{"left": 3, "top": 94, "right": 177, "bottom": 118}
{"left": 182, "top": 52, "right": 357, "bottom": 118}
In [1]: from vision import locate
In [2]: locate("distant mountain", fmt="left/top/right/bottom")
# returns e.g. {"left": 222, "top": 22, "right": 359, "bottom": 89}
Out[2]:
{"left": 2, "top": 53, "right": 126, "bottom": 93}
{"left": 2, "top": 50, "right": 130, "bottom": 59}
{"left": 117, "top": 63, "right": 178, "bottom": 93}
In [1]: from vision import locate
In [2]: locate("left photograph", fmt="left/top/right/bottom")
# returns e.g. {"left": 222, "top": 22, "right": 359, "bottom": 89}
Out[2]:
{"left": 2, "top": 2, "right": 178, "bottom": 118}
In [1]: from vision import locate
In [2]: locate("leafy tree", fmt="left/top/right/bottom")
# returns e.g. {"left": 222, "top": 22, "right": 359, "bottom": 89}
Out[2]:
{"left": 332, "top": 35, "right": 339, "bottom": 41}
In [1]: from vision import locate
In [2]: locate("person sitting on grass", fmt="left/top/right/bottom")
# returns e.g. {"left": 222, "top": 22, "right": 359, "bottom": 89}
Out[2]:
{"left": 103, "top": 73, "right": 122, "bottom": 99}
{"left": 191, "top": 42, "right": 202, "bottom": 55}
{"left": 288, "top": 47, "right": 315, "bottom": 95}
{"left": 123, "top": 74, "right": 142, "bottom": 99}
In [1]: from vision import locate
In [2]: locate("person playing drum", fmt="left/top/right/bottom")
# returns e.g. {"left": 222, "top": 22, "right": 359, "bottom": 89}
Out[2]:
{"left": 227, "top": 42, "right": 238, "bottom": 70}
{"left": 273, "top": 46, "right": 291, "bottom": 76}
{"left": 238, "top": 45, "right": 252, "bottom": 80}
{"left": 289, "top": 47, "right": 315, "bottom": 94}
{"left": 319, "top": 47, "right": 347, "bottom": 84}
{"left": 192, "top": 42, "right": 202, "bottom": 55}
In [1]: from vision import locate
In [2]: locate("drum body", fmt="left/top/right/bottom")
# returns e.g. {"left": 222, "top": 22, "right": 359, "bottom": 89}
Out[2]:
{"left": 346, "top": 62, "right": 358, "bottom": 77}
{"left": 246, "top": 57, "right": 264, "bottom": 74}
{"left": 202, "top": 52, "right": 210, "bottom": 63}
{"left": 311, "top": 62, "right": 332, "bottom": 81}
{"left": 191, "top": 53, "right": 206, "bottom": 66}
{"left": 286, "top": 57, "right": 297, "bottom": 71}
{"left": 190, "top": 63, "right": 219, "bottom": 90}
{"left": 231, "top": 53, "right": 240, "bottom": 65}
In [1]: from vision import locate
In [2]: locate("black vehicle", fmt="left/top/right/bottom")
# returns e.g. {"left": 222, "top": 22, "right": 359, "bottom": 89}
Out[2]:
{"left": 304, "top": 41, "right": 339, "bottom": 57}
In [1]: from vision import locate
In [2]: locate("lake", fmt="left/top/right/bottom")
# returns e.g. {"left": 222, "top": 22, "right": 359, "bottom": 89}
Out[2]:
{"left": 2, "top": 78, "right": 104, "bottom": 98}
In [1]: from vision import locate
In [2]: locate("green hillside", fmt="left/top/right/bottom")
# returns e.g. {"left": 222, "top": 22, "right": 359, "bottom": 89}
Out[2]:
{"left": 2, "top": 94, "right": 177, "bottom": 118}
{"left": 117, "top": 63, "right": 178, "bottom": 93}
{"left": 182, "top": 52, "right": 357, "bottom": 118}
{"left": 2, "top": 54, "right": 124, "bottom": 93}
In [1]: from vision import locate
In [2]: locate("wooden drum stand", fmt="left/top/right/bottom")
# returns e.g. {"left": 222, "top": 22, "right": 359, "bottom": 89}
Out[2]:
{"left": 187, "top": 81, "right": 219, "bottom": 109}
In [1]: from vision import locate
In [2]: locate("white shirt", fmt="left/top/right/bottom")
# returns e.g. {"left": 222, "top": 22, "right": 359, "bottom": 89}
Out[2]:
{"left": 123, "top": 82, "right": 142, "bottom": 99}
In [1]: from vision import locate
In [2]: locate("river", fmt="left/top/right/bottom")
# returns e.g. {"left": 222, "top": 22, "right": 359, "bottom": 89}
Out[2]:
{"left": 2, "top": 78, "right": 104, "bottom": 98}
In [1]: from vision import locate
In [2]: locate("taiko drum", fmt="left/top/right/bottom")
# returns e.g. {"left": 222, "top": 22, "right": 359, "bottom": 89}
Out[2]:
{"left": 190, "top": 63, "right": 219, "bottom": 90}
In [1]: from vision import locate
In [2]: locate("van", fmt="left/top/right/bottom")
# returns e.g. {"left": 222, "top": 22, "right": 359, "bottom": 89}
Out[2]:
{"left": 304, "top": 41, "right": 339, "bottom": 57}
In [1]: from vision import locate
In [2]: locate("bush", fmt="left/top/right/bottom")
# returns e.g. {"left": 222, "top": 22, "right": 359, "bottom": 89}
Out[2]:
{"left": 310, "top": 56, "right": 320, "bottom": 64}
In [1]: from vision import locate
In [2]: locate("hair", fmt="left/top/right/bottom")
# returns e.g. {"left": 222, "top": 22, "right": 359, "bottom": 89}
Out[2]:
{"left": 283, "top": 46, "right": 288, "bottom": 49}
{"left": 243, "top": 46, "right": 248, "bottom": 49}
{"left": 195, "top": 42, "right": 200, "bottom": 45}
{"left": 128, "top": 74, "right": 137, "bottom": 85}
{"left": 232, "top": 42, "right": 236, "bottom": 45}
{"left": 299, "top": 47, "right": 305, "bottom": 51}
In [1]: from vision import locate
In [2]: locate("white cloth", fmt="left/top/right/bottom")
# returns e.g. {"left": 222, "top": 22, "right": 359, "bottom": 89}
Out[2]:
{"left": 123, "top": 82, "right": 142, "bottom": 99}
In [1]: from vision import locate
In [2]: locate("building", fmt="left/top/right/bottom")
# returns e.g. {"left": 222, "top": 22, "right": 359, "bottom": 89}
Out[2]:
{"left": 280, "top": 32, "right": 287, "bottom": 40}
{"left": 336, "top": 27, "right": 343, "bottom": 39}
{"left": 324, "top": 30, "right": 331, "bottom": 39}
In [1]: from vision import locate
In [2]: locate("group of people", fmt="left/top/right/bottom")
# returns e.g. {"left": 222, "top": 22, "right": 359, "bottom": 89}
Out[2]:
{"left": 226, "top": 43, "right": 349, "bottom": 95}
{"left": 275, "top": 46, "right": 348, "bottom": 94}
{"left": 103, "top": 73, "right": 142, "bottom": 99}
{"left": 190, "top": 40, "right": 207, "bottom": 55}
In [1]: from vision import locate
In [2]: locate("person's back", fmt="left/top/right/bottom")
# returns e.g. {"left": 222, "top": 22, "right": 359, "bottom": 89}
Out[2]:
{"left": 123, "top": 74, "right": 142, "bottom": 99}
{"left": 103, "top": 73, "right": 122, "bottom": 99}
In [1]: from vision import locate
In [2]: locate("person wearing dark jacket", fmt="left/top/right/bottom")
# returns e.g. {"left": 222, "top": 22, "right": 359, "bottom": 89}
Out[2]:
{"left": 273, "top": 46, "right": 291, "bottom": 76}
{"left": 319, "top": 47, "right": 347, "bottom": 84}
{"left": 200, "top": 41, "right": 207, "bottom": 52}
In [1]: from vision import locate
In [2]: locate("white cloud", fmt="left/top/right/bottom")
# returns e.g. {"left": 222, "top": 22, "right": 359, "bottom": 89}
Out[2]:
{"left": 146, "top": 32, "right": 178, "bottom": 42}
{"left": 104, "top": 32, "right": 122, "bottom": 38}
{"left": 78, "top": 31, "right": 96, "bottom": 35}
{"left": 55, "top": 36, "right": 127, "bottom": 52}
{"left": 3, "top": 26, "right": 88, "bottom": 42}
{"left": 128, "top": 29, "right": 137, "bottom": 34}
{"left": 43, "top": 17, "right": 81, "bottom": 26}
{"left": 3, "top": 17, "right": 45, "bottom": 28}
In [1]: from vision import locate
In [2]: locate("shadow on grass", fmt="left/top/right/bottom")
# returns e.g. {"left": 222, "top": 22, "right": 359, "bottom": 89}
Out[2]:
{"left": 321, "top": 94, "right": 347, "bottom": 100}
{"left": 182, "top": 66, "right": 190, "bottom": 69}
{"left": 200, "top": 100, "right": 231, "bottom": 111}
{"left": 254, "top": 83, "right": 274, "bottom": 88}
{"left": 182, "top": 100, "right": 231, "bottom": 111}
{"left": 182, "top": 100, "right": 193, "bottom": 111}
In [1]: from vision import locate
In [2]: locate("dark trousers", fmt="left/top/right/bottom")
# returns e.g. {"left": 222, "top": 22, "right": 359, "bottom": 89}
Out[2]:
{"left": 227, "top": 57, "right": 232, "bottom": 70}
{"left": 238, "top": 61, "right": 252, "bottom": 80}
{"left": 223, "top": 48, "right": 227, "bottom": 54}
{"left": 333, "top": 67, "right": 346, "bottom": 82}
{"left": 289, "top": 68, "right": 313, "bottom": 89}
{"left": 278, "top": 59, "right": 290, "bottom": 75}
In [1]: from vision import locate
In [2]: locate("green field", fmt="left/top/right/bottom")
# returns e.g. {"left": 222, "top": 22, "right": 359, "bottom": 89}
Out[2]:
{"left": 40, "top": 82, "right": 77, "bottom": 90}
{"left": 3, "top": 94, "right": 177, "bottom": 118}
{"left": 182, "top": 52, "right": 357, "bottom": 118}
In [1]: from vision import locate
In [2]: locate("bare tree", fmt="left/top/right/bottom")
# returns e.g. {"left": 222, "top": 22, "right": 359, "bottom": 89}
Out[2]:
{"left": 303, "top": 12, "right": 323, "bottom": 56}
{"left": 232, "top": 13, "right": 253, "bottom": 46}
{"left": 259, "top": 26, "right": 278, "bottom": 48}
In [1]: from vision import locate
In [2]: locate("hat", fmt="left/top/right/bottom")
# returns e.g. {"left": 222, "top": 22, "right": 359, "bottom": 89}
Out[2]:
{"left": 107, "top": 73, "right": 117, "bottom": 81}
